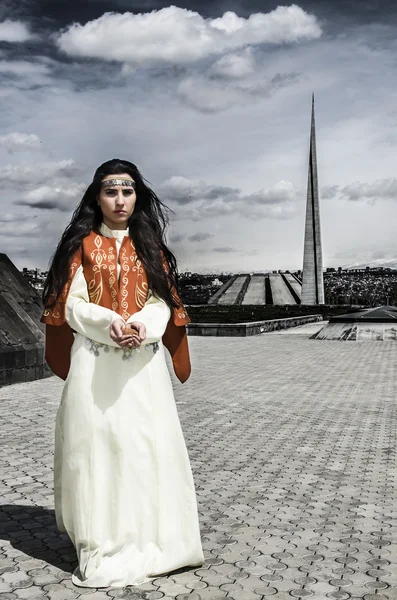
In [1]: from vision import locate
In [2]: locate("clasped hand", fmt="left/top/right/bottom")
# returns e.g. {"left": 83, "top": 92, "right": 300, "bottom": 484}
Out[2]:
{"left": 110, "top": 318, "right": 146, "bottom": 348}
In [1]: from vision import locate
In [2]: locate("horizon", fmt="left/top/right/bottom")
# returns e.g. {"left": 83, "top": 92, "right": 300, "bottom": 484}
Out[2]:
{"left": 20, "top": 263, "right": 397, "bottom": 277}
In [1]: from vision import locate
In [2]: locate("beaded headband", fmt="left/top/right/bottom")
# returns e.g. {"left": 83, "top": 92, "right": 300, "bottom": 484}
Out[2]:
{"left": 101, "top": 178, "right": 136, "bottom": 189}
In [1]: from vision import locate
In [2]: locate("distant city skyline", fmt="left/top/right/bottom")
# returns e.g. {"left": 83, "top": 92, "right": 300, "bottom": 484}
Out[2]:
{"left": 1, "top": 1, "right": 397, "bottom": 273}
{"left": 21, "top": 264, "right": 397, "bottom": 278}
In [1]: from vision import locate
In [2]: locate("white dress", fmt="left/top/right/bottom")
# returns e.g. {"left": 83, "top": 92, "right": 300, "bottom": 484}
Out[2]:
{"left": 54, "top": 222, "right": 204, "bottom": 588}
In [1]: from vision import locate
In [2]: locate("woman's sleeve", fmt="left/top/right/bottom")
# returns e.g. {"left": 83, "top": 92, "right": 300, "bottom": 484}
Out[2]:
{"left": 65, "top": 265, "right": 123, "bottom": 347}
{"left": 126, "top": 291, "right": 171, "bottom": 344}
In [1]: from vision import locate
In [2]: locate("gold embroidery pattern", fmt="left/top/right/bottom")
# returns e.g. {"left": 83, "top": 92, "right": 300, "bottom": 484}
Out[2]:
{"left": 88, "top": 235, "right": 107, "bottom": 305}
{"left": 128, "top": 240, "right": 148, "bottom": 309}
{"left": 120, "top": 240, "right": 148, "bottom": 319}
{"left": 107, "top": 243, "right": 118, "bottom": 311}
{"left": 128, "top": 239, "right": 148, "bottom": 308}
{"left": 42, "top": 305, "right": 61, "bottom": 319}
{"left": 135, "top": 255, "right": 148, "bottom": 309}
{"left": 42, "top": 259, "right": 80, "bottom": 320}
{"left": 120, "top": 245, "right": 131, "bottom": 321}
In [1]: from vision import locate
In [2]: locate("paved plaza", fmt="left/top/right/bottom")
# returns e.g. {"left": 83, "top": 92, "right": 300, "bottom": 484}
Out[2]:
{"left": 0, "top": 324, "right": 396, "bottom": 599}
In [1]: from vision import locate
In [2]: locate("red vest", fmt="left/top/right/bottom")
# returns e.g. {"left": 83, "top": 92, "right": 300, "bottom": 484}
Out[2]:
{"left": 40, "top": 230, "right": 191, "bottom": 383}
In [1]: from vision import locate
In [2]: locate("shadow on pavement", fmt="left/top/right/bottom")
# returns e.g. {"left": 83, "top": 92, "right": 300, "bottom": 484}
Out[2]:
{"left": 0, "top": 504, "right": 76, "bottom": 573}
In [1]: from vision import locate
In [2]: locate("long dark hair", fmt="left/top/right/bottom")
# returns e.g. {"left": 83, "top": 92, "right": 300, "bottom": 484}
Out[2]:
{"left": 42, "top": 158, "right": 182, "bottom": 313}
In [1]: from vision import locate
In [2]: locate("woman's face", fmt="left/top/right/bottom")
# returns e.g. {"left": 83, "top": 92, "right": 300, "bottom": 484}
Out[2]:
{"left": 97, "top": 173, "right": 137, "bottom": 230}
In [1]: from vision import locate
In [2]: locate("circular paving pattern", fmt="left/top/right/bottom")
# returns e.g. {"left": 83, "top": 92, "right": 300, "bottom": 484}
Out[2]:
{"left": 0, "top": 336, "right": 396, "bottom": 599}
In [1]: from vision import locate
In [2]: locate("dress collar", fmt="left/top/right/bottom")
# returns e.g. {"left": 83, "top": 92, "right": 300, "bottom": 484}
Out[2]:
{"left": 99, "top": 221, "right": 129, "bottom": 241}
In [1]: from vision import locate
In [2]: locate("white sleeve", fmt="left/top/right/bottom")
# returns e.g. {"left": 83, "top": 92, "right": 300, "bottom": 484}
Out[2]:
{"left": 126, "top": 290, "right": 171, "bottom": 344}
{"left": 65, "top": 265, "right": 123, "bottom": 347}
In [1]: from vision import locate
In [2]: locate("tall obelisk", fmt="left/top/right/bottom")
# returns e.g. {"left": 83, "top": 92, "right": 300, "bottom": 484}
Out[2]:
{"left": 301, "top": 94, "right": 324, "bottom": 304}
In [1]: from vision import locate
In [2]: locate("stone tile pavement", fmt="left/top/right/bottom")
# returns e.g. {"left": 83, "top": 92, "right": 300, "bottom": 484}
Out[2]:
{"left": 0, "top": 329, "right": 396, "bottom": 599}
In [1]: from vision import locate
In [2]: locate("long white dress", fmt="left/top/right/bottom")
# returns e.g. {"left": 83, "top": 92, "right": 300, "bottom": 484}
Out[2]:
{"left": 54, "top": 222, "right": 204, "bottom": 588}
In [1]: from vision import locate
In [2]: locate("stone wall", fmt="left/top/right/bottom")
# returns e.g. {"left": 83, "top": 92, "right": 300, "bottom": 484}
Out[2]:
{"left": 187, "top": 314, "right": 323, "bottom": 337}
{"left": 0, "top": 254, "right": 51, "bottom": 387}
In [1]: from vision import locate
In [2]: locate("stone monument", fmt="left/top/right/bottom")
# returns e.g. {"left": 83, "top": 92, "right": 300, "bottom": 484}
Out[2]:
{"left": 301, "top": 95, "right": 324, "bottom": 304}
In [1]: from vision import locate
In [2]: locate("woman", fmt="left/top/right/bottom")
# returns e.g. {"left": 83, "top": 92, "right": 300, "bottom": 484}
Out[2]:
{"left": 41, "top": 158, "right": 204, "bottom": 588}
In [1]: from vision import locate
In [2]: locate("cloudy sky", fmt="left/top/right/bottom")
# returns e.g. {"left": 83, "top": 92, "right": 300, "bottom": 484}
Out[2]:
{"left": 1, "top": 0, "right": 397, "bottom": 274}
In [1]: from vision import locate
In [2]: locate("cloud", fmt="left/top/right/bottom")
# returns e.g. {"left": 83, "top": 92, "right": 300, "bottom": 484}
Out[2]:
{"left": 55, "top": 5, "right": 321, "bottom": 68}
{"left": 322, "top": 178, "right": 397, "bottom": 203}
{"left": 209, "top": 48, "right": 256, "bottom": 79}
{"left": 169, "top": 232, "right": 186, "bottom": 244}
{"left": 0, "top": 216, "right": 59, "bottom": 239}
{"left": 177, "top": 76, "right": 248, "bottom": 113}
{"left": 213, "top": 246, "right": 237, "bottom": 253}
{"left": 321, "top": 185, "right": 340, "bottom": 199}
{"left": 0, "top": 132, "right": 42, "bottom": 153}
{"left": 16, "top": 182, "right": 87, "bottom": 211}
{"left": 0, "top": 60, "right": 50, "bottom": 77}
{"left": 158, "top": 175, "right": 240, "bottom": 205}
{"left": 0, "top": 59, "right": 54, "bottom": 92}
{"left": 177, "top": 71, "right": 299, "bottom": 112}
{"left": 0, "top": 19, "right": 34, "bottom": 43}
{"left": 0, "top": 159, "right": 86, "bottom": 212}
{"left": 0, "top": 162, "right": 86, "bottom": 266}
{"left": 0, "top": 212, "right": 20, "bottom": 224}
{"left": 159, "top": 176, "right": 299, "bottom": 220}
{"left": 340, "top": 178, "right": 397, "bottom": 202}
{"left": 0, "top": 159, "right": 80, "bottom": 186}
{"left": 188, "top": 232, "right": 215, "bottom": 242}
{"left": 245, "top": 180, "right": 299, "bottom": 206}
{"left": 0, "top": 210, "right": 78, "bottom": 271}
{"left": 4, "top": 3, "right": 397, "bottom": 274}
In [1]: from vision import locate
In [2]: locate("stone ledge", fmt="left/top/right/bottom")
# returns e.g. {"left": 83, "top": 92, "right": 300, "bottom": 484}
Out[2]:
{"left": 187, "top": 314, "right": 323, "bottom": 337}
{"left": 0, "top": 344, "right": 51, "bottom": 387}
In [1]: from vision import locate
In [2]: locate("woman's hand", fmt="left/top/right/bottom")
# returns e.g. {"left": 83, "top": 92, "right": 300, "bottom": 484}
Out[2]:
{"left": 110, "top": 318, "right": 146, "bottom": 348}
{"left": 128, "top": 321, "right": 146, "bottom": 344}
{"left": 110, "top": 318, "right": 140, "bottom": 347}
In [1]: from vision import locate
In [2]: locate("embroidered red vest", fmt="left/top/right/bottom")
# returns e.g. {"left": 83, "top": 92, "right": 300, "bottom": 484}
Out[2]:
{"left": 40, "top": 230, "right": 191, "bottom": 383}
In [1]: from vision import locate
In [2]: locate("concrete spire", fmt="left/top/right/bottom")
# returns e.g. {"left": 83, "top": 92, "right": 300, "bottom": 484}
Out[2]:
{"left": 301, "top": 94, "right": 324, "bottom": 305}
